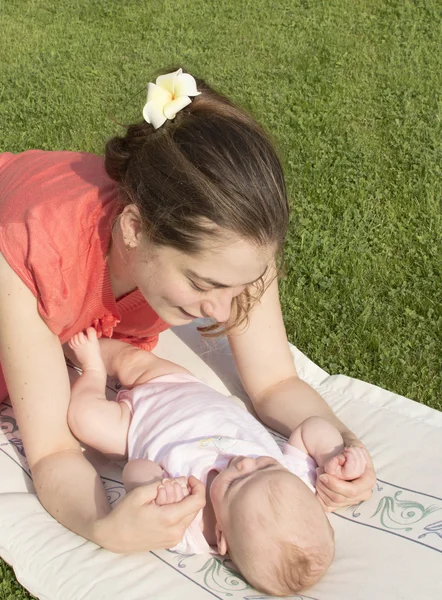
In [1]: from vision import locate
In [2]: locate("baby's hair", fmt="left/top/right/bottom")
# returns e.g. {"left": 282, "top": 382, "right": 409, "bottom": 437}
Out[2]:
{"left": 229, "top": 527, "right": 334, "bottom": 596}
{"left": 226, "top": 473, "right": 334, "bottom": 595}
{"left": 261, "top": 539, "right": 334, "bottom": 596}
{"left": 104, "top": 67, "right": 289, "bottom": 335}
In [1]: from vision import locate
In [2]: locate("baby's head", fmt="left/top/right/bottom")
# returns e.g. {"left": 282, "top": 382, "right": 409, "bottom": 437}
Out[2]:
{"left": 210, "top": 455, "right": 334, "bottom": 596}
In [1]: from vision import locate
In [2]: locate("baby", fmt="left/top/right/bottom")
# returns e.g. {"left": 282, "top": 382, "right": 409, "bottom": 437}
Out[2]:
{"left": 68, "top": 328, "right": 368, "bottom": 596}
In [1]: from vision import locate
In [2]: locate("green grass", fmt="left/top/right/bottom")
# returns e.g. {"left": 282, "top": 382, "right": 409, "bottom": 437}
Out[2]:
{"left": 0, "top": 562, "right": 32, "bottom": 600}
{"left": 0, "top": 0, "right": 441, "bottom": 597}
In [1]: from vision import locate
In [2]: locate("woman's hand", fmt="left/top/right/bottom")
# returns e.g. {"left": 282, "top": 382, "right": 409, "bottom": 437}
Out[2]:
{"left": 94, "top": 475, "right": 206, "bottom": 553}
{"left": 315, "top": 439, "right": 376, "bottom": 512}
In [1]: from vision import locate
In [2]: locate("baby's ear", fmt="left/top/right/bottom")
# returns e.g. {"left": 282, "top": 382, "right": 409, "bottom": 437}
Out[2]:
{"left": 215, "top": 523, "right": 228, "bottom": 555}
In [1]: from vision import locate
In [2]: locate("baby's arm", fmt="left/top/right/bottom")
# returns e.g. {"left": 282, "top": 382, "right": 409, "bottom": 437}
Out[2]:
{"left": 123, "top": 459, "right": 190, "bottom": 506}
{"left": 68, "top": 329, "right": 131, "bottom": 460}
{"left": 288, "top": 416, "right": 368, "bottom": 480}
{"left": 69, "top": 328, "right": 190, "bottom": 458}
{"left": 289, "top": 416, "right": 344, "bottom": 466}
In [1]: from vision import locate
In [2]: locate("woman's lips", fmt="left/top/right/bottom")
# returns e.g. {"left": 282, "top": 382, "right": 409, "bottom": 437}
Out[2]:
{"left": 178, "top": 307, "right": 199, "bottom": 320}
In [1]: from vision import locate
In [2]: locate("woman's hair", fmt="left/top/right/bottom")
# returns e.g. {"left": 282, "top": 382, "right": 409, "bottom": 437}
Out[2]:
{"left": 105, "top": 68, "right": 289, "bottom": 334}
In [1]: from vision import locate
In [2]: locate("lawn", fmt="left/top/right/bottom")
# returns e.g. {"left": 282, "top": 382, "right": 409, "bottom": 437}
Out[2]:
{"left": 0, "top": 0, "right": 440, "bottom": 597}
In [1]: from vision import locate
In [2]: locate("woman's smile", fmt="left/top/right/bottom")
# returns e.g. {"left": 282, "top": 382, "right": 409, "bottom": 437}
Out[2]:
{"left": 178, "top": 307, "right": 200, "bottom": 320}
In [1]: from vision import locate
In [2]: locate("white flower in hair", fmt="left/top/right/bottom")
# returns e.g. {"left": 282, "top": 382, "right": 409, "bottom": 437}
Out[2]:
{"left": 142, "top": 68, "right": 201, "bottom": 129}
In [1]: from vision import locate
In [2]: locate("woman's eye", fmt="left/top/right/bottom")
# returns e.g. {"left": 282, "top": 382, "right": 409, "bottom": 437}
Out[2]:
{"left": 190, "top": 281, "right": 207, "bottom": 293}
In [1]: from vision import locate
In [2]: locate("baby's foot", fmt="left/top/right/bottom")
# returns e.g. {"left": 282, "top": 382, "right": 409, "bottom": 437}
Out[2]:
{"left": 68, "top": 327, "right": 105, "bottom": 374}
{"left": 155, "top": 477, "right": 190, "bottom": 506}
{"left": 324, "top": 447, "right": 368, "bottom": 481}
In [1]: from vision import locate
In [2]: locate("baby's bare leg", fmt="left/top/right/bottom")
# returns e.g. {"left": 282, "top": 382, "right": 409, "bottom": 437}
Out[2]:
{"left": 123, "top": 459, "right": 190, "bottom": 505}
{"left": 68, "top": 328, "right": 130, "bottom": 459}
{"left": 69, "top": 327, "right": 107, "bottom": 395}
{"left": 98, "top": 337, "right": 190, "bottom": 389}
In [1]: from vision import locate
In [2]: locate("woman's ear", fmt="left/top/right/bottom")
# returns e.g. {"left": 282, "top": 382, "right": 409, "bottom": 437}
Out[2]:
{"left": 215, "top": 523, "right": 228, "bottom": 556}
{"left": 119, "top": 204, "right": 145, "bottom": 248}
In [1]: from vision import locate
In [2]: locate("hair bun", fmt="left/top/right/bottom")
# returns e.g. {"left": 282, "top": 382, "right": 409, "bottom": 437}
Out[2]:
{"left": 105, "top": 122, "right": 160, "bottom": 183}
{"left": 104, "top": 135, "right": 132, "bottom": 183}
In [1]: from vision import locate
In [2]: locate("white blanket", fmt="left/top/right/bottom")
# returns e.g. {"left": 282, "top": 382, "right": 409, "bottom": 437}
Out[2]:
{"left": 0, "top": 323, "right": 441, "bottom": 600}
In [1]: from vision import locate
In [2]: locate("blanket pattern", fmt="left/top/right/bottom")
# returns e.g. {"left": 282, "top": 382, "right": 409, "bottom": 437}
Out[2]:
{"left": 2, "top": 397, "right": 441, "bottom": 600}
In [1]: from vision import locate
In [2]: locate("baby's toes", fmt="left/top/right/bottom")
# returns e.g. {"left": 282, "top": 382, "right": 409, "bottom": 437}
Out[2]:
{"left": 86, "top": 327, "right": 98, "bottom": 342}
{"left": 77, "top": 332, "right": 87, "bottom": 345}
{"left": 69, "top": 333, "right": 81, "bottom": 348}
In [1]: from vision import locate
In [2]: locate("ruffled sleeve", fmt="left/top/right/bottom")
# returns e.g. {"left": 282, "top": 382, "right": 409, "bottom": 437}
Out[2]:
{"left": 0, "top": 150, "right": 171, "bottom": 347}
{"left": 111, "top": 289, "right": 171, "bottom": 351}
{"left": 0, "top": 150, "right": 121, "bottom": 340}
{"left": 92, "top": 313, "right": 121, "bottom": 339}
{"left": 1, "top": 216, "right": 79, "bottom": 335}
{"left": 111, "top": 332, "right": 161, "bottom": 352}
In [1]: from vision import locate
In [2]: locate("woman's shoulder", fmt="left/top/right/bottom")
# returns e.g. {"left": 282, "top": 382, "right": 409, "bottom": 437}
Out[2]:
{"left": 0, "top": 149, "right": 119, "bottom": 229}
{"left": 0, "top": 150, "right": 121, "bottom": 335}
{"left": 0, "top": 149, "right": 102, "bottom": 172}
{"left": 0, "top": 150, "right": 115, "bottom": 193}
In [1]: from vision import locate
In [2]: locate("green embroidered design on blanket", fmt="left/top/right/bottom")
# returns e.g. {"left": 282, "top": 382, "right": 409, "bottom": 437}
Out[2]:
{"left": 2, "top": 380, "right": 442, "bottom": 600}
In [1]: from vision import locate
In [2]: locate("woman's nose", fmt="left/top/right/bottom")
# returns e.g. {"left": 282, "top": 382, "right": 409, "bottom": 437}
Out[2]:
{"left": 201, "top": 285, "right": 247, "bottom": 323}
{"left": 201, "top": 289, "right": 234, "bottom": 323}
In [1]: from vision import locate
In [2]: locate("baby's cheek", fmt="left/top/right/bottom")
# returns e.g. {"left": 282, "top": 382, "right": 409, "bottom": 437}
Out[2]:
{"left": 209, "top": 476, "right": 225, "bottom": 509}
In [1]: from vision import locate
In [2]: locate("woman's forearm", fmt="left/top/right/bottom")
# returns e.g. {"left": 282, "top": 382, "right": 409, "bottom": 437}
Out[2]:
{"left": 253, "top": 376, "right": 375, "bottom": 511}
{"left": 32, "top": 449, "right": 111, "bottom": 545}
{"left": 32, "top": 446, "right": 208, "bottom": 554}
{"left": 253, "top": 375, "right": 356, "bottom": 440}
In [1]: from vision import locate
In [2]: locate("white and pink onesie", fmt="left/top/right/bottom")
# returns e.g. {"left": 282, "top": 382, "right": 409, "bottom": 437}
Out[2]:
{"left": 117, "top": 373, "right": 317, "bottom": 554}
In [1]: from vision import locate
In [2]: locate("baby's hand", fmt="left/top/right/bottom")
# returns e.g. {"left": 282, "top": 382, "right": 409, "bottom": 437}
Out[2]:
{"left": 155, "top": 477, "right": 191, "bottom": 506}
{"left": 323, "top": 447, "right": 368, "bottom": 481}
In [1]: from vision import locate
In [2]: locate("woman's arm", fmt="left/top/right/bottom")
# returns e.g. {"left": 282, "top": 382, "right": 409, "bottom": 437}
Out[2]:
{"left": 0, "top": 253, "right": 205, "bottom": 551}
{"left": 0, "top": 254, "right": 110, "bottom": 538}
{"left": 228, "top": 274, "right": 376, "bottom": 509}
{"left": 228, "top": 275, "right": 348, "bottom": 435}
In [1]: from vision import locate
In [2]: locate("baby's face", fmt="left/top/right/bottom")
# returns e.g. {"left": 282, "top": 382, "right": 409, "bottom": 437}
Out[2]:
{"left": 209, "top": 455, "right": 287, "bottom": 520}
{"left": 210, "top": 457, "right": 334, "bottom": 593}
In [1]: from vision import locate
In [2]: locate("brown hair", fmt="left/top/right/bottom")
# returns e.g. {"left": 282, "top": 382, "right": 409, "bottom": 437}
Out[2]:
{"left": 105, "top": 68, "right": 289, "bottom": 334}
{"left": 230, "top": 539, "right": 334, "bottom": 596}
{"left": 226, "top": 473, "right": 334, "bottom": 595}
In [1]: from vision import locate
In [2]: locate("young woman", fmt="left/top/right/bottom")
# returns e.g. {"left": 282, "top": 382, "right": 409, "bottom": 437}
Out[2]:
{"left": 0, "top": 68, "right": 375, "bottom": 553}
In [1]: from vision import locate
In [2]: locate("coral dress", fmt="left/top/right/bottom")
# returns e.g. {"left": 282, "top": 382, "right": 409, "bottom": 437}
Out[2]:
{"left": 0, "top": 150, "right": 170, "bottom": 402}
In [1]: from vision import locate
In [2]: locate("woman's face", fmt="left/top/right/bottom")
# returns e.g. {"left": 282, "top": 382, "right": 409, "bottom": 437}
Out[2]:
{"left": 131, "top": 233, "right": 275, "bottom": 326}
